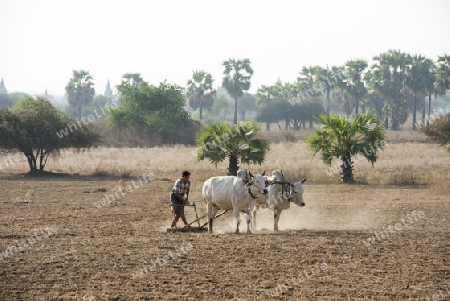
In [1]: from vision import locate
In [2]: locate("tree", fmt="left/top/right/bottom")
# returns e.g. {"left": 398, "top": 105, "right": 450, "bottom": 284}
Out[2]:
{"left": 120, "top": 73, "right": 144, "bottom": 88}
{"left": 222, "top": 58, "right": 253, "bottom": 125}
{"left": 255, "top": 99, "right": 291, "bottom": 129}
{"left": 237, "top": 93, "right": 257, "bottom": 121}
{"left": 435, "top": 55, "right": 450, "bottom": 97}
{"left": 297, "top": 66, "right": 320, "bottom": 98}
{"left": 112, "top": 77, "right": 196, "bottom": 144}
{"left": 313, "top": 66, "right": 333, "bottom": 115}
{"left": 256, "top": 85, "right": 278, "bottom": 130}
{"left": 366, "top": 50, "right": 410, "bottom": 130}
{"left": 420, "top": 113, "right": 450, "bottom": 152}
{"left": 204, "top": 94, "right": 231, "bottom": 122}
{"left": 424, "top": 61, "right": 437, "bottom": 126}
{"left": 287, "top": 100, "right": 325, "bottom": 130}
{"left": 0, "top": 96, "right": 100, "bottom": 172}
{"left": 186, "top": 71, "right": 215, "bottom": 121}
{"left": 306, "top": 112, "right": 386, "bottom": 183}
{"left": 406, "top": 55, "right": 433, "bottom": 129}
{"left": 65, "top": 70, "right": 95, "bottom": 120}
{"left": 196, "top": 120, "right": 270, "bottom": 176}
{"left": 343, "top": 60, "right": 368, "bottom": 115}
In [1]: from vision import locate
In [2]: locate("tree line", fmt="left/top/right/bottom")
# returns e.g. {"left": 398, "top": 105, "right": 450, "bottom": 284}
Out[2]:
{"left": 0, "top": 49, "right": 449, "bottom": 174}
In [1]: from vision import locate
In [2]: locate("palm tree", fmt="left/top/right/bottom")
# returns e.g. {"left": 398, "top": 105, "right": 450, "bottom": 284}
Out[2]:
{"left": 343, "top": 59, "right": 368, "bottom": 115}
{"left": 406, "top": 55, "right": 433, "bottom": 129}
{"left": 365, "top": 50, "right": 410, "bottom": 130}
{"left": 186, "top": 71, "right": 215, "bottom": 121}
{"left": 222, "top": 59, "right": 253, "bottom": 125}
{"left": 65, "top": 70, "right": 95, "bottom": 119}
{"left": 196, "top": 120, "right": 270, "bottom": 176}
{"left": 306, "top": 112, "right": 386, "bottom": 183}
{"left": 297, "top": 66, "right": 318, "bottom": 98}
{"left": 313, "top": 66, "right": 333, "bottom": 115}
{"left": 435, "top": 55, "right": 450, "bottom": 100}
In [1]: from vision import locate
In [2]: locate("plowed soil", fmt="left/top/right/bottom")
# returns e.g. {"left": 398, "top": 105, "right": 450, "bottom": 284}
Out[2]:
{"left": 0, "top": 175, "right": 448, "bottom": 300}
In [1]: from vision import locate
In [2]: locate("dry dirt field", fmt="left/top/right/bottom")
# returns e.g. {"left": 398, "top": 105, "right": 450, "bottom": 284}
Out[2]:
{"left": 0, "top": 138, "right": 449, "bottom": 300}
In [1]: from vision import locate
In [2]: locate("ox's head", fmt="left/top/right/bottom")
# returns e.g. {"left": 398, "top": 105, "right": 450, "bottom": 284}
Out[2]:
{"left": 244, "top": 170, "right": 268, "bottom": 195}
{"left": 290, "top": 178, "right": 306, "bottom": 207}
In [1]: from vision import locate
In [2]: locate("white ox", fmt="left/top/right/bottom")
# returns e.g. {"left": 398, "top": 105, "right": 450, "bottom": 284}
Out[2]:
{"left": 202, "top": 170, "right": 268, "bottom": 234}
{"left": 252, "top": 170, "right": 306, "bottom": 231}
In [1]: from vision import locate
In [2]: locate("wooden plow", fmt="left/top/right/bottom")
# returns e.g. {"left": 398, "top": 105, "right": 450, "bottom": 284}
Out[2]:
{"left": 166, "top": 202, "right": 228, "bottom": 233}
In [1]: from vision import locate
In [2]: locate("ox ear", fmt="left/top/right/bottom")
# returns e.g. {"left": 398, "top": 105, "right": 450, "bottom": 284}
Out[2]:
{"left": 301, "top": 178, "right": 306, "bottom": 184}
{"left": 261, "top": 170, "right": 266, "bottom": 176}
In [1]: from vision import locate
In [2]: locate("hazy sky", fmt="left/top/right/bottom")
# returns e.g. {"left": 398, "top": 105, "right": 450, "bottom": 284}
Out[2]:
{"left": 1, "top": 0, "right": 449, "bottom": 96}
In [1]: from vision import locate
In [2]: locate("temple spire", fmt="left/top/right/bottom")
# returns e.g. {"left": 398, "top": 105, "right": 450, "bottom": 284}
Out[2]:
{"left": 104, "top": 80, "right": 113, "bottom": 98}
{"left": 0, "top": 78, "right": 7, "bottom": 94}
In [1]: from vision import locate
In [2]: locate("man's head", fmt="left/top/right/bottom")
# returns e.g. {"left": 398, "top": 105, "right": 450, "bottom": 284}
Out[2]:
{"left": 182, "top": 170, "right": 191, "bottom": 181}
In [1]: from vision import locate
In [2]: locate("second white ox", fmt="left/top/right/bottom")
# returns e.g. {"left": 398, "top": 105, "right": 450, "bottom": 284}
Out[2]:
{"left": 252, "top": 169, "right": 306, "bottom": 231}
{"left": 202, "top": 170, "right": 268, "bottom": 234}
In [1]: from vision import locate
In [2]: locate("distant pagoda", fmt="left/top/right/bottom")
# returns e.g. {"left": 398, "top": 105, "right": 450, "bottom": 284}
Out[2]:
{"left": 104, "top": 80, "right": 113, "bottom": 98}
{"left": 0, "top": 78, "right": 7, "bottom": 94}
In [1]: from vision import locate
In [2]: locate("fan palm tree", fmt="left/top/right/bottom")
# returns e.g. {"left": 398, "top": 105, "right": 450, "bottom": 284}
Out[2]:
{"left": 65, "top": 70, "right": 95, "bottom": 120}
{"left": 222, "top": 59, "right": 253, "bottom": 125}
{"left": 313, "top": 66, "right": 334, "bottom": 115}
{"left": 196, "top": 120, "right": 270, "bottom": 176}
{"left": 365, "top": 50, "right": 410, "bottom": 130}
{"left": 186, "top": 71, "right": 215, "bottom": 121}
{"left": 435, "top": 55, "right": 450, "bottom": 95}
{"left": 297, "top": 66, "right": 318, "bottom": 97}
{"left": 306, "top": 112, "right": 386, "bottom": 182}
{"left": 406, "top": 55, "right": 433, "bottom": 129}
{"left": 343, "top": 59, "right": 368, "bottom": 115}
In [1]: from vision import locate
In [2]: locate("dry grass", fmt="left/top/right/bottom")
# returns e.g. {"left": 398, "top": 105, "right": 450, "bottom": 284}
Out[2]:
{"left": 1, "top": 131, "right": 448, "bottom": 194}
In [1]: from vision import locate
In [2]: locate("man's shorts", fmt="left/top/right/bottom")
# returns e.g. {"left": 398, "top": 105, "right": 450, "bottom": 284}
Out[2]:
{"left": 170, "top": 192, "right": 184, "bottom": 212}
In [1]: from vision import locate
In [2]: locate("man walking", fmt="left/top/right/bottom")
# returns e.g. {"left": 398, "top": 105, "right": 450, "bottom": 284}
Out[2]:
{"left": 170, "top": 171, "right": 191, "bottom": 228}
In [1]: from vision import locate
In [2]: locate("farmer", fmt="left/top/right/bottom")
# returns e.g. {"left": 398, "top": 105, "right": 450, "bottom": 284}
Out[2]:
{"left": 170, "top": 170, "right": 191, "bottom": 228}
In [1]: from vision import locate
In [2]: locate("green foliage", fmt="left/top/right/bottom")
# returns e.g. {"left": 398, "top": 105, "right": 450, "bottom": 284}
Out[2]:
{"left": 112, "top": 78, "right": 195, "bottom": 144}
{"left": 420, "top": 113, "right": 450, "bottom": 151}
{"left": 0, "top": 96, "right": 100, "bottom": 172}
{"left": 196, "top": 120, "right": 270, "bottom": 176}
{"left": 256, "top": 100, "right": 290, "bottom": 125}
{"left": 288, "top": 100, "right": 325, "bottom": 130}
{"left": 65, "top": 70, "right": 95, "bottom": 119}
{"left": 306, "top": 112, "right": 386, "bottom": 182}
{"left": 256, "top": 99, "right": 324, "bottom": 130}
{"left": 65, "top": 95, "right": 117, "bottom": 119}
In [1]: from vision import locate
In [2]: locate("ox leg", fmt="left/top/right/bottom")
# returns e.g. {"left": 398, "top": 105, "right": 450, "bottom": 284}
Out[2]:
{"left": 274, "top": 211, "right": 278, "bottom": 231}
{"left": 234, "top": 209, "right": 240, "bottom": 234}
{"left": 274, "top": 210, "right": 281, "bottom": 231}
{"left": 246, "top": 212, "right": 252, "bottom": 234}
{"left": 251, "top": 206, "right": 258, "bottom": 232}
{"left": 207, "top": 201, "right": 213, "bottom": 234}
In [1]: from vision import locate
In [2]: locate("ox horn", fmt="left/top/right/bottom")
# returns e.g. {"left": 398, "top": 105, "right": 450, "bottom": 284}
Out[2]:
{"left": 301, "top": 178, "right": 306, "bottom": 183}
